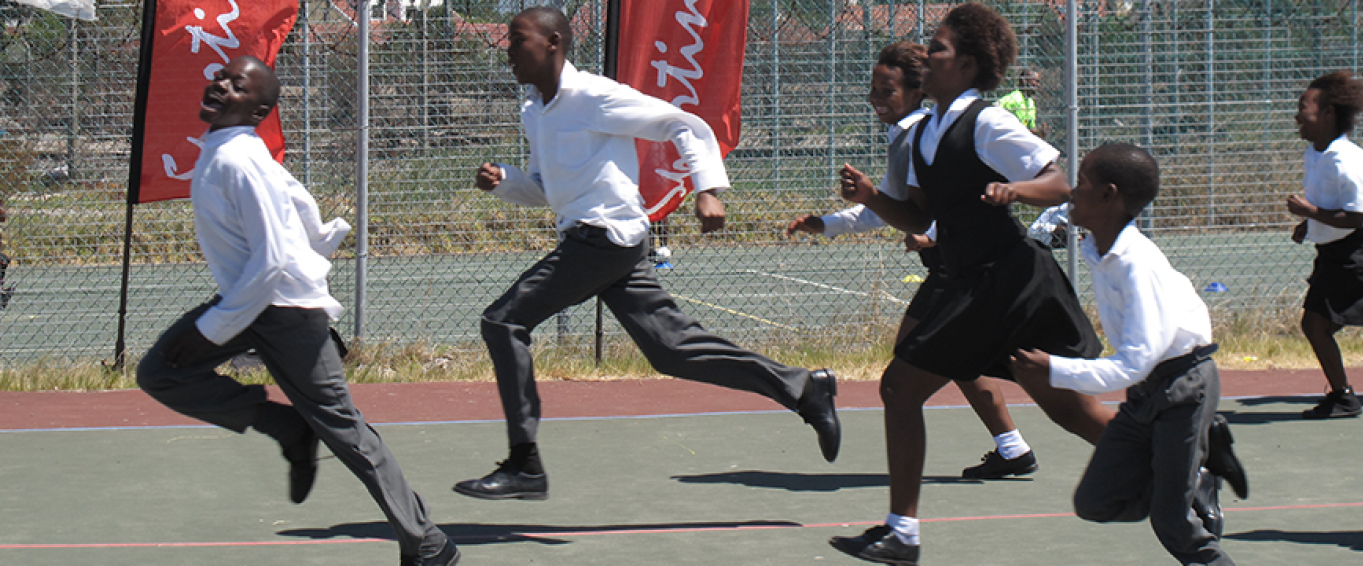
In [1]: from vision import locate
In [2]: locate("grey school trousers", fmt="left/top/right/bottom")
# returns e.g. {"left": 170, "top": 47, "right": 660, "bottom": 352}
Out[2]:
{"left": 137, "top": 302, "right": 444, "bottom": 557}
{"left": 1073, "top": 354, "right": 1233, "bottom": 566}
{"left": 482, "top": 223, "right": 812, "bottom": 447}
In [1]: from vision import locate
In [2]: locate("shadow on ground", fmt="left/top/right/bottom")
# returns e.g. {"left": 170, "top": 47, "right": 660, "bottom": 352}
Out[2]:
{"left": 667, "top": 470, "right": 1022, "bottom": 492}
{"left": 1225, "top": 529, "right": 1363, "bottom": 551}
{"left": 279, "top": 519, "right": 804, "bottom": 546}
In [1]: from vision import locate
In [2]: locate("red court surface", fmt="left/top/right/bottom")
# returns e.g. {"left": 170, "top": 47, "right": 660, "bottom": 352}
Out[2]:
{"left": 0, "top": 367, "right": 1333, "bottom": 430}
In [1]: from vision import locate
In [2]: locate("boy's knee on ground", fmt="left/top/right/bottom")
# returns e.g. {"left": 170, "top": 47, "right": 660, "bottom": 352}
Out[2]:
{"left": 1073, "top": 491, "right": 1137, "bottom": 524}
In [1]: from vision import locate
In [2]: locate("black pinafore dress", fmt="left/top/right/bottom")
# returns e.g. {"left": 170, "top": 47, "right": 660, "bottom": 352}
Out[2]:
{"left": 894, "top": 99, "right": 1101, "bottom": 381}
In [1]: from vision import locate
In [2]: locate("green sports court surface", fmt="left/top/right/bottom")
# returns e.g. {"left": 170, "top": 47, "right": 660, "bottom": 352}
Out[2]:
{"left": 1, "top": 372, "right": 1360, "bottom": 565}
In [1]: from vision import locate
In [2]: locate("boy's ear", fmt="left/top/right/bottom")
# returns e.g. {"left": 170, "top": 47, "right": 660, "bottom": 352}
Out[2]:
{"left": 1101, "top": 181, "right": 1120, "bottom": 202}
{"left": 547, "top": 31, "right": 563, "bottom": 55}
{"left": 251, "top": 104, "right": 274, "bottom": 125}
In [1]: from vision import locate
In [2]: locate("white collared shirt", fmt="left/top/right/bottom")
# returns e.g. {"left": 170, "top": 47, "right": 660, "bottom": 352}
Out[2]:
{"left": 822, "top": 109, "right": 930, "bottom": 238}
{"left": 493, "top": 61, "right": 731, "bottom": 247}
{"left": 1302, "top": 135, "right": 1363, "bottom": 244}
{"left": 191, "top": 126, "right": 346, "bottom": 345}
{"left": 1048, "top": 222, "right": 1212, "bottom": 395}
{"left": 904, "top": 89, "right": 1058, "bottom": 187}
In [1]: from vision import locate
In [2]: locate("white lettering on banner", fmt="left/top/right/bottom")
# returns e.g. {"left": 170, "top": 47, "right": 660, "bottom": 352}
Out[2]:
{"left": 645, "top": 0, "right": 708, "bottom": 214}
{"left": 649, "top": 0, "right": 706, "bottom": 109}
{"left": 187, "top": 0, "right": 242, "bottom": 80}
{"left": 162, "top": 0, "right": 242, "bottom": 182}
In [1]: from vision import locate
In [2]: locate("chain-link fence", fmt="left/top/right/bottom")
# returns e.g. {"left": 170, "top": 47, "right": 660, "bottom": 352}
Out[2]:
{"left": 0, "top": 0, "right": 1354, "bottom": 365}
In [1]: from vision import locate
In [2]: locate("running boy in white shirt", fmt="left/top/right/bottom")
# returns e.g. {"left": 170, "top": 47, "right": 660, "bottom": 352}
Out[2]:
{"left": 787, "top": 40, "right": 1039, "bottom": 481}
{"left": 1010, "top": 143, "right": 1246, "bottom": 565}
{"left": 136, "top": 56, "right": 459, "bottom": 566}
{"left": 455, "top": 6, "right": 840, "bottom": 502}
{"left": 1287, "top": 70, "right": 1363, "bottom": 419}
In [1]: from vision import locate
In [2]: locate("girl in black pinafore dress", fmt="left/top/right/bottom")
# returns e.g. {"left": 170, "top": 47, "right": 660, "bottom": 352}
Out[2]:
{"left": 896, "top": 97, "right": 1102, "bottom": 381}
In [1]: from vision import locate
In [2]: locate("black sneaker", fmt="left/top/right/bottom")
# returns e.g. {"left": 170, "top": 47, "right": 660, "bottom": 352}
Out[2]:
{"left": 961, "top": 449, "right": 1038, "bottom": 479}
{"left": 1193, "top": 467, "right": 1224, "bottom": 538}
{"left": 1302, "top": 387, "right": 1363, "bottom": 419}
{"left": 830, "top": 525, "right": 919, "bottom": 565}
{"left": 453, "top": 460, "right": 548, "bottom": 501}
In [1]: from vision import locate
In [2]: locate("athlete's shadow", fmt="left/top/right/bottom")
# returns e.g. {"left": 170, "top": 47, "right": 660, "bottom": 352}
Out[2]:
{"left": 669, "top": 470, "right": 1003, "bottom": 492}
{"left": 671, "top": 470, "right": 885, "bottom": 491}
{"left": 278, "top": 519, "right": 803, "bottom": 546}
{"left": 1224, "top": 398, "right": 1321, "bottom": 424}
{"left": 1225, "top": 529, "right": 1363, "bottom": 551}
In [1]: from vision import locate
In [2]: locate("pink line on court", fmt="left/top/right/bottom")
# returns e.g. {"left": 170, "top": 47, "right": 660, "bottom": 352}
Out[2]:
{"left": 6, "top": 501, "right": 1362, "bottom": 550}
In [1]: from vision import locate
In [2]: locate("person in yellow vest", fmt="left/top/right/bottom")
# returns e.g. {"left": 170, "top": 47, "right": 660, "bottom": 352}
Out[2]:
{"left": 999, "top": 68, "right": 1042, "bottom": 137}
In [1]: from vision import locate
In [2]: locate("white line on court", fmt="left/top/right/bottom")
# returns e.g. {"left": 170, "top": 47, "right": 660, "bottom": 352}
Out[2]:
{"left": 738, "top": 269, "right": 909, "bottom": 306}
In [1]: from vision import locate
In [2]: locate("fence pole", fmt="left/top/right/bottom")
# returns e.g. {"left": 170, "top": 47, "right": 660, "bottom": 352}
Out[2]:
{"left": 300, "top": 0, "right": 312, "bottom": 187}
{"left": 354, "top": 0, "right": 371, "bottom": 342}
{"left": 1207, "top": 3, "right": 1215, "bottom": 227}
{"left": 1065, "top": 0, "right": 1078, "bottom": 278}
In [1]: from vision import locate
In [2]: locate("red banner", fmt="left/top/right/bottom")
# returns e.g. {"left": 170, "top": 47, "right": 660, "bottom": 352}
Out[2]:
{"left": 615, "top": 0, "right": 748, "bottom": 222}
{"left": 130, "top": 0, "right": 296, "bottom": 203}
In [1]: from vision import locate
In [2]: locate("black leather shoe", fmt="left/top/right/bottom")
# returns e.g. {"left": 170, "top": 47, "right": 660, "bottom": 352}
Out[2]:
{"left": 453, "top": 460, "right": 548, "bottom": 500}
{"left": 1205, "top": 415, "right": 1248, "bottom": 499}
{"left": 798, "top": 369, "right": 841, "bottom": 462}
{"left": 1194, "top": 467, "right": 1224, "bottom": 538}
{"left": 400, "top": 538, "right": 461, "bottom": 566}
{"left": 282, "top": 426, "right": 319, "bottom": 504}
{"left": 830, "top": 525, "right": 919, "bottom": 565}
{"left": 961, "top": 449, "right": 1038, "bottom": 479}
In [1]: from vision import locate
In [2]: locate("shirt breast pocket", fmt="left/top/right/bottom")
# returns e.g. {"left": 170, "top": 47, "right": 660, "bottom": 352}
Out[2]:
{"left": 556, "top": 129, "right": 595, "bottom": 168}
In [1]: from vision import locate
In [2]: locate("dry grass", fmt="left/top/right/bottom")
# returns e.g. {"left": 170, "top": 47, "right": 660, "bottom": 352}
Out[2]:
{"left": 3, "top": 319, "right": 1358, "bottom": 392}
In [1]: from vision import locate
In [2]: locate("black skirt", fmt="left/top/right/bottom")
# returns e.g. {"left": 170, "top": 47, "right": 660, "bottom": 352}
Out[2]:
{"left": 895, "top": 238, "right": 1102, "bottom": 381}
{"left": 1304, "top": 227, "right": 1363, "bottom": 326}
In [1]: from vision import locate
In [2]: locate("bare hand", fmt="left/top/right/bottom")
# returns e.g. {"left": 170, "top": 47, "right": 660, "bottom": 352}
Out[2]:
{"left": 695, "top": 190, "right": 726, "bottom": 233}
{"left": 1286, "top": 194, "right": 1315, "bottom": 218}
{"left": 162, "top": 325, "right": 217, "bottom": 369}
{"left": 839, "top": 163, "right": 878, "bottom": 204}
{"left": 475, "top": 162, "right": 501, "bottom": 192}
{"left": 786, "top": 214, "right": 825, "bottom": 236}
{"left": 1009, "top": 348, "right": 1051, "bottom": 387}
{"left": 982, "top": 182, "right": 1021, "bottom": 206}
{"left": 1292, "top": 220, "right": 1308, "bottom": 244}
{"left": 904, "top": 233, "right": 935, "bottom": 252}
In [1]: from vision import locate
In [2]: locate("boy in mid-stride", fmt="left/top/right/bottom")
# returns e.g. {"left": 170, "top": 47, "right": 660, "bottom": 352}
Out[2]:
{"left": 1010, "top": 143, "right": 1247, "bottom": 565}
{"left": 136, "top": 56, "right": 459, "bottom": 566}
{"left": 455, "top": 6, "right": 839, "bottom": 501}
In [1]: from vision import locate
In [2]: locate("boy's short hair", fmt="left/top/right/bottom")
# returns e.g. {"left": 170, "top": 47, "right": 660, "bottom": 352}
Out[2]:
{"left": 941, "top": 2, "right": 1016, "bottom": 92}
{"left": 1308, "top": 70, "right": 1363, "bottom": 134}
{"left": 1085, "top": 143, "right": 1159, "bottom": 218}
{"left": 877, "top": 41, "right": 927, "bottom": 91}
{"left": 240, "top": 56, "right": 281, "bottom": 112}
{"left": 519, "top": 6, "right": 574, "bottom": 52}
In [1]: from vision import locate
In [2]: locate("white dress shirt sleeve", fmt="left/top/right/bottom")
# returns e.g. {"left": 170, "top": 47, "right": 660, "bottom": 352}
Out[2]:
{"left": 594, "top": 83, "right": 731, "bottom": 192}
{"left": 196, "top": 160, "right": 289, "bottom": 345}
{"left": 492, "top": 154, "right": 550, "bottom": 208}
{"left": 287, "top": 179, "right": 350, "bottom": 257}
{"left": 1048, "top": 254, "right": 1179, "bottom": 395}
{"left": 975, "top": 107, "right": 1060, "bottom": 182}
{"left": 820, "top": 204, "right": 886, "bottom": 238}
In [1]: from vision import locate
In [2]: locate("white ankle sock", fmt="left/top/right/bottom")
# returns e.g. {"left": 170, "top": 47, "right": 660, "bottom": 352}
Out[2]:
{"left": 886, "top": 513, "right": 920, "bottom": 546}
{"left": 994, "top": 429, "right": 1030, "bottom": 460}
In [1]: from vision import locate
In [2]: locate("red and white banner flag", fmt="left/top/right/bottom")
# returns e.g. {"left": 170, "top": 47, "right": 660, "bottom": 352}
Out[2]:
{"left": 615, "top": 0, "right": 748, "bottom": 222}
{"left": 129, "top": 0, "right": 296, "bottom": 204}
